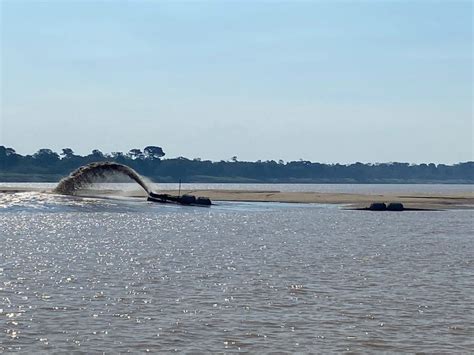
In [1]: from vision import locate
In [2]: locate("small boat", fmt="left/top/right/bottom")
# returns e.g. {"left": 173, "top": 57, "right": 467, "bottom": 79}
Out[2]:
{"left": 147, "top": 192, "right": 212, "bottom": 207}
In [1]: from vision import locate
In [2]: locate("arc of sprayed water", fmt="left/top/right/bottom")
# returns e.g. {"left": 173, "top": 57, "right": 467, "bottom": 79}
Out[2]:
{"left": 54, "top": 162, "right": 151, "bottom": 195}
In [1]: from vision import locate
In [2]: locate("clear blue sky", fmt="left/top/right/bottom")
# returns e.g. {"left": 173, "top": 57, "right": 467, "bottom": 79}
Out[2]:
{"left": 1, "top": 0, "right": 472, "bottom": 163}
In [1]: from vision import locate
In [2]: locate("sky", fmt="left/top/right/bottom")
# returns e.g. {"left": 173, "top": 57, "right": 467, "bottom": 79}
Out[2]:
{"left": 0, "top": 0, "right": 472, "bottom": 163}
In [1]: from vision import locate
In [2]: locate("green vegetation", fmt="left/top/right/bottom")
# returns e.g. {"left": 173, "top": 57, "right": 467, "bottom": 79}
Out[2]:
{"left": 0, "top": 146, "right": 472, "bottom": 183}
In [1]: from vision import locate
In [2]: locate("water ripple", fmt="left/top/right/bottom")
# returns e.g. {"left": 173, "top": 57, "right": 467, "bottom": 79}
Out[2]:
{"left": 0, "top": 192, "right": 472, "bottom": 352}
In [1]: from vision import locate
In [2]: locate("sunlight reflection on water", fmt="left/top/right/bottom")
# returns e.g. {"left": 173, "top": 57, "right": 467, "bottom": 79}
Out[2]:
{"left": 0, "top": 192, "right": 473, "bottom": 352}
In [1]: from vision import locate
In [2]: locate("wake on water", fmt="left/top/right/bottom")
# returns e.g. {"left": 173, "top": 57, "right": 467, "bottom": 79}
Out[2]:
{"left": 54, "top": 162, "right": 151, "bottom": 195}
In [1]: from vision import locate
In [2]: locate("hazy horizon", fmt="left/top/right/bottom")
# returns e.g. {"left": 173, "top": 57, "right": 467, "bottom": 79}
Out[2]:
{"left": 1, "top": 1, "right": 472, "bottom": 164}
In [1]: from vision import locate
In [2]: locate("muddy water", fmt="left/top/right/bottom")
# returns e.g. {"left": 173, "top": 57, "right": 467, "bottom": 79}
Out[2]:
{"left": 0, "top": 191, "right": 472, "bottom": 352}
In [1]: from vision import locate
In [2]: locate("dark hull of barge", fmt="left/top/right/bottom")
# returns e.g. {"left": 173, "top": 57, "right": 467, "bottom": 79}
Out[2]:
{"left": 147, "top": 192, "right": 212, "bottom": 207}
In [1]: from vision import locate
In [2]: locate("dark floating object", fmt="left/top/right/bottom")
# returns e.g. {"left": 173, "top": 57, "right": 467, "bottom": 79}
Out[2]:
{"left": 367, "top": 202, "right": 404, "bottom": 211}
{"left": 368, "top": 202, "right": 405, "bottom": 211}
{"left": 387, "top": 202, "right": 404, "bottom": 211}
{"left": 147, "top": 191, "right": 212, "bottom": 207}
{"left": 369, "top": 202, "right": 387, "bottom": 211}
{"left": 351, "top": 201, "right": 438, "bottom": 211}
{"left": 196, "top": 197, "right": 212, "bottom": 206}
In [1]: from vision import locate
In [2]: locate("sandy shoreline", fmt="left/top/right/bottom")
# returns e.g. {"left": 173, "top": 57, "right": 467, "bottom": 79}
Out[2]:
{"left": 157, "top": 189, "right": 474, "bottom": 210}
{"left": 1, "top": 186, "right": 473, "bottom": 210}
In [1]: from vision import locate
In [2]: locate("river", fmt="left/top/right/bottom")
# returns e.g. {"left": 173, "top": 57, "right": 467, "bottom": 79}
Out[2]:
{"left": 0, "top": 184, "right": 472, "bottom": 352}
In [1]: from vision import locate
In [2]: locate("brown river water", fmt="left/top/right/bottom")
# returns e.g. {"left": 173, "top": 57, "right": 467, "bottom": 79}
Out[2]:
{"left": 0, "top": 184, "right": 473, "bottom": 352}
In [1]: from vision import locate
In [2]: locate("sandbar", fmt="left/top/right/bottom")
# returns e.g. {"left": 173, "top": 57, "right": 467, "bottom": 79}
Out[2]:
{"left": 1, "top": 186, "right": 472, "bottom": 210}
{"left": 156, "top": 189, "right": 474, "bottom": 210}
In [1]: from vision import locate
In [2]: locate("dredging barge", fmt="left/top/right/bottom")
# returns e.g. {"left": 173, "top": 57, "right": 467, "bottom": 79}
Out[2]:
{"left": 147, "top": 191, "right": 212, "bottom": 207}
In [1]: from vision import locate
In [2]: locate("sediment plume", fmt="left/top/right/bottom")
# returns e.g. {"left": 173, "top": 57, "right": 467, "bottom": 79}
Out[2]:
{"left": 54, "top": 162, "right": 151, "bottom": 195}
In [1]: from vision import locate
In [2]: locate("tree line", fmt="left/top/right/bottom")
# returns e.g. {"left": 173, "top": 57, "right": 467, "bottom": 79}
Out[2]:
{"left": 0, "top": 145, "right": 472, "bottom": 183}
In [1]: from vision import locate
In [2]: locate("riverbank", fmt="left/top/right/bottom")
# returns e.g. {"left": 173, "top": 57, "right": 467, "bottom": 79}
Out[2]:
{"left": 1, "top": 186, "right": 473, "bottom": 210}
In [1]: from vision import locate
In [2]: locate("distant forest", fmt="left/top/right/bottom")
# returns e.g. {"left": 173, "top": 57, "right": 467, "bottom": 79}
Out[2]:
{"left": 0, "top": 146, "right": 473, "bottom": 183}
